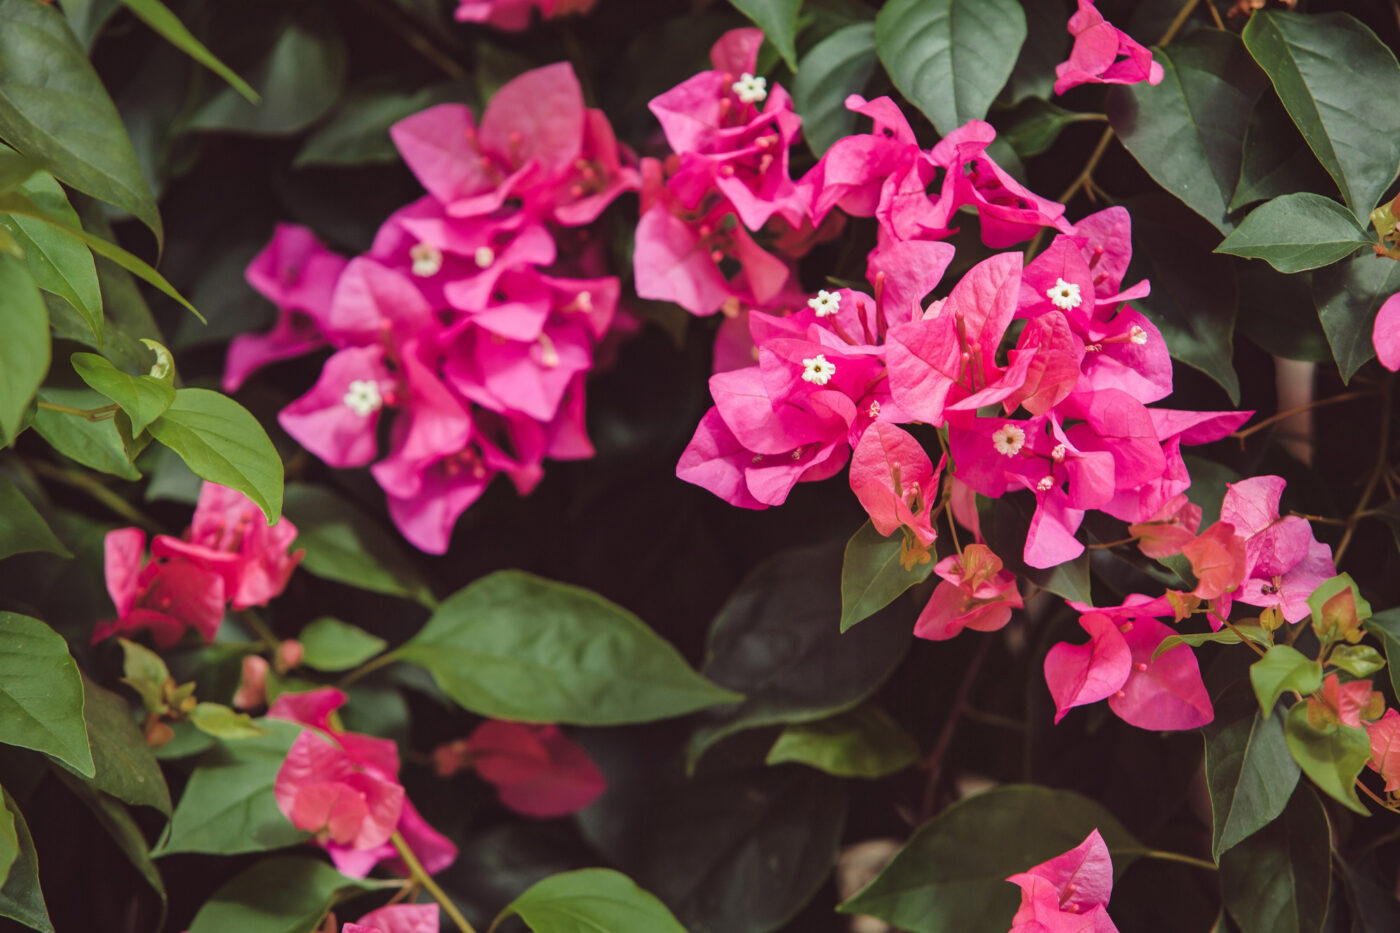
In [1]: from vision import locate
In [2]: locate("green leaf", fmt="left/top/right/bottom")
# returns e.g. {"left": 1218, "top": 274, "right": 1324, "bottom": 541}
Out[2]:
{"left": 1251, "top": 645, "right": 1323, "bottom": 717}
{"left": 838, "top": 785, "right": 1139, "bottom": 931}
{"left": 765, "top": 704, "right": 919, "bottom": 779}
{"left": 74, "top": 677, "right": 171, "bottom": 816}
{"left": 1242, "top": 10, "right": 1400, "bottom": 215}
{"left": 0, "top": 171, "right": 101, "bottom": 342}
{"left": 31, "top": 387, "right": 140, "bottom": 481}
{"left": 0, "top": 253, "right": 49, "bottom": 441}
{"left": 687, "top": 543, "right": 910, "bottom": 770}
{"left": 188, "top": 857, "right": 383, "bottom": 933}
{"left": 189, "top": 703, "right": 266, "bottom": 740}
{"left": 1156, "top": 625, "right": 1269, "bottom": 659}
{"left": 0, "top": 0, "right": 162, "bottom": 246}
{"left": 0, "top": 473, "right": 69, "bottom": 561}
{"left": 1364, "top": 608, "right": 1400, "bottom": 702}
{"left": 1229, "top": 91, "right": 1332, "bottom": 212}
{"left": 0, "top": 785, "right": 16, "bottom": 891}
{"left": 1204, "top": 710, "right": 1300, "bottom": 860}
{"left": 398, "top": 571, "right": 741, "bottom": 726}
{"left": 1216, "top": 193, "right": 1371, "bottom": 273}
{"left": 187, "top": 16, "right": 347, "bottom": 136}
{"left": 1312, "top": 252, "right": 1400, "bottom": 382}
{"left": 1283, "top": 700, "right": 1370, "bottom": 815}
{"left": 282, "top": 483, "right": 433, "bottom": 605}
{"left": 999, "top": 99, "right": 1102, "bottom": 160}
{"left": 297, "top": 617, "right": 387, "bottom": 673}
{"left": 119, "top": 0, "right": 259, "bottom": 103}
{"left": 1307, "top": 573, "right": 1371, "bottom": 635}
{"left": 729, "top": 0, "right": 801, "bottom": 70}
{"left": 118, "top": 637, "right": 170, "bottom": 715}
{"left": 147, "top": 388, "right": 283, "bottom": 522}
{"left": 1107, "top": 29, "right": 1266, "bottom": 234}
{"left": 156, "top": 718, "right": 309, "bottom": 856}
{"left": 1328, "top": 645, "right": 1386, "bottom": 679}
{"left": 70, "top": 352, "right": 174, "bottom": 435}
{"left": 61, "top": 0, "right": 121, "bottom": 50}
{"left": 874, "top": 0, "right": 1026, "bottom": 137}
{"left": 839, "top": 520, "right": 934, "bottom": 632}
{"left": 49, "top": 773, "right": 166, "bottom": 913}
{"left": 0, "top": 612, "right": 93, "bottom": 778}
{"left": 792, "top": 23, "right": 876, "bottom": 157}
{"left": 500, "top": 868, "right": 689, "bottom": 933}
{"left": 1235, "top": 265, "right": 1331, "bottom": 363}
{"left": 1220, "top": 785, "right": 1331, "bottom": 933}
{"left": 998, "top": 0, "right": 1068, "bottom": 105}
{"left": 0, "top": 787, "right": 52, "bottom": 933}
{"left": 294, "top": 83, "right": 466, "bottom": 168}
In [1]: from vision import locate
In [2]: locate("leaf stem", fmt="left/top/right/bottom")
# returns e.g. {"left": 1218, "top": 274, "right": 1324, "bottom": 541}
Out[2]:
{"left": 338, "top": 649, "right": 401, "bottom": 688}
{"left": 28, "top": 459, "right": 162, "bottom": 533}
{"left": 1157, "top": 0, "right": 1203, "bottom": 46}
{"left": 1056, "top": 126, "right": 1116, "bottom": 206}
{"left": 1120, "top": 847, "right": 1217, "bottom": 872}
{"left": 35, "top": 400, "right": 120, "bottom": 421}
{"left": 390, "top": 831, "right": 477, "bottom": 933}
{"left": 1229, "top": 390, "right": 1370, "bottom": 442}
{"left": 1215, "top": 614, "right": 1267, "bottom": 658}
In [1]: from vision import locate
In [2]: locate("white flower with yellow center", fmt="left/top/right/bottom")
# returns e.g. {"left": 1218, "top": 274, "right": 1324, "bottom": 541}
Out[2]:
{"left": 731, "top": 73, "right": 768, "bottom": 104}
{"left": 801, "top": 354, "right": 836, "bottom": 386}
{"left": 808, "top": 289, "right": 841, "bottom": 317}
{"left": 991, "top": 423, "right": 1025, "bottom": 457}
{"left": 343, "top": 380, "right": 383, "bottom": 417}
{"left": 1046, "top": 278, "right": 1082, "bottom": 311}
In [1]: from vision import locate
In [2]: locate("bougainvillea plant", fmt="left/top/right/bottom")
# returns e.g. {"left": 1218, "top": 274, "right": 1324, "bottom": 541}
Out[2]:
{"left": 3, "top": 0, "right": 1400, "bottom": 930}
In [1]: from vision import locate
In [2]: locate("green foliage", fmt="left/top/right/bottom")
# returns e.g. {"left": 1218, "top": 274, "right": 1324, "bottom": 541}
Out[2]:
{"left": 0, "top": 612, "right": 93, "bottom": 778}
{"left": 0, "top": 473, "right": 69, "bottom": 561}
{"left": 765, "top": 703, "right": 919, "bottom": 778}
{"left": 839, "top": 520, "right": 933, "bottom": 631}
{"left": 0, "top": 253, "right": 49, "bottom": 442}
{"left": 1219, "top": 786, "right": 1331, "bottom": 933}
{"left": 77, "top": 676, "right": 172, "bottom": 815}
{"left": 499, "top": 868, "right": 689, "bottom": 933}
{"left": 188, "top": 703, "right": 265, "bottom": 740}
{"left": 0, "top": 788, "right": 51, "bottom": 933}
{"left": 1283, "top": 700, "right": 1371, "bottom": 815}
{"left": 729, "top": 0, "right": 801, "bottom": 70}
{"left": 118, "top": 0, "right": 259, "bottom": 103}
{"left": 297, "top": 617, "right": 388, "bottom": 672}
{"left": 0, "top": 170, "right": 101, "bottom": 342}
{"left": 1312, "top": 251, "right": 1400, "bottom": 381}
{"left": 792, "top": 23, "right": 876, "bottom": 156}
{"left": 1217, "top": 192, "right": 1372, "bottom": 273}
{"left": 1250, "top": 645, "right": 1323, "bottom": 717}
{"left": 188, "top": 857, "right": 384, "bottom": 933}
{"left": 1204, "top": 710, "right": 1299, "bottom": 860}
{"left": 70, "top": 352, "right": 174, "bottom": 435}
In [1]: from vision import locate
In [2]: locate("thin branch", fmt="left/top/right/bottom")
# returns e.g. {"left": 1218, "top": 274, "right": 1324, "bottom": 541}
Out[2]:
{"left": 918, "top": 635, "right": 993, "bottom": 821}
{"left": 1336, "top": 374, "right": 1394, "bottom": 565}
{"left": 391, "top": 831, "right": 477, "bottom": 933}
{"left": 1229, "top": 390, "right": 1370, "bottom": 442}
{"left": 1159, "top": 0, "right": 1204, "bottom": 45}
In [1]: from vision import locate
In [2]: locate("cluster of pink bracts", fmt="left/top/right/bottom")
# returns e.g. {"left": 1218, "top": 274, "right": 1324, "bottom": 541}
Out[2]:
{"left": 226, "top": 62, "right": 637, "bottom": 553}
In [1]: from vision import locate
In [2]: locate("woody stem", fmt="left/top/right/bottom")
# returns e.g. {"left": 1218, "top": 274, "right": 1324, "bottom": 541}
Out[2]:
{"left": 1229, "top": 390, "right": 1370, "bottom": 441}
{"left": 391, "top": 831, "right": 478, "bottom": 933}
{"left": 1336, "top": 373, "right": 1394, "bottom": 565}
{"left": 918, "top": 635, "right": 992, "bottom": 821}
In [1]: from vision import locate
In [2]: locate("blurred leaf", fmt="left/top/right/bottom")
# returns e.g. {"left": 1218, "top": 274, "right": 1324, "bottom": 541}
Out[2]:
{"left": 1250, "top": 645, "right": 1322, "bottom": 717}
{"left": 119, "top": 0, "right": 259, "bottom": 103}
{"left": 61, "top": 0, "right": 121, "bottom": 50}
{"left": 687, "top": 542, "right": 910, "bottom": 770}
{"left": 295, "top": 82, "right": 467, "bottom": 168}
{"left": 32, "top": 388, "right": 140, "bottom": 481}
{"left": 499, "top": 868, "right": 688, "bottom": 933}
{"left": 1235, "top": 265, "right": 1330, "bottom": 363}
{"left": 70, "top": 352, "right": 174, "bottom": 436}
{"left": 1327, "top": 645, "right": 1385, "bottom": 679}
{"left": 49, "top": 774, "right": 166, "bottom": 917}
{"left": 399, "top": 571, "right": 742, "bottom": 726}
{"left": 0, "top": 612, "right": 93, "bottom": 778}
{"left": 1311, "top": 252, "right": 1400, "bottom": 383}
{"left": 839, "top": 785, "right": 1139, "bottom": 931}
{"left": 188, "top": 703, "right": 265, "bottom": 740}
{"left": 1205, "top": 710, "right": 1299, "bottom": 860}
{"left": 297, "top": 617, "right": 387, "bottom": 673}
{"left": 188, "top": 857, "right": 383, "bottom": 933}
{"left": 1243, "top": 11, "right": 1400, "bottom": 216}
{"left": 765, "top": 703, "right": 918, "bottom": 778}
{"left": 1219, "top": 785, "right": 1331, "bottom": 932}
{"left": 71, "top": 677, "right": 171, "bottom": 816}
{"left": 0, "top": 787, "right": 51, "bottom": 933}
{"left": 0, "top": 474, "right": 70, "bottom": 561}
{"left": 1229, "top": 91, "right": 1332, "bottom": 211}
{"left": 875, "top": 0, "right": 1026, "bottom": 136}
{"left": 0, "top": 254, "right": 49, "bottom": 442}
{"left": 840, "top": 520, "right": 933, "bottom": 632}
{"left": 792, "top": 23, "right": 876, "bottom": 156}
{"left": 1000, "top": 99, "right": 1102, "bottom": 160}
{"left": 1283, "top": 701, "right": 1369, "bottom": 815}
{"left": 1364, "top": 608, "right": 1400, "bottom": 703}
{"left": 1108, "top": 29, "right": 1266, "bottom": 234}
{"left": 0, "top": 785, "right": 15, "bottom": 890}
{"left": 983, "top": 493, "right": 1091, "bottom": 602}
{"left": 0, "top": 170, "right": 101, "bottom": 343}
{"left": 729, "top": 0, "right": 801, "bottom": 70}
{"left": 147, "top": 388, "right": 282, "bottom": 522}
{"left": 0, "top": 0, "right": 162, "bottom": 246}
{"left": 999, "top": 0, "right": 1068, "bottom": 105}
{"left": 1217, "top": 193, "right": 1370, "bottom": 273}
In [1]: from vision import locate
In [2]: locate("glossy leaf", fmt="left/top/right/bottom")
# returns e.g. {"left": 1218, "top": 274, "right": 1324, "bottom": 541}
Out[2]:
{"left": 188, "top": 857, "right": 382, "bottom": 933}
{"left": 0, "top": 473, "right": 69, "bottom": 561}
{"left": 1251, "top": 645, "right": 1323, "bottom": 717}
{"left": 1283, "top": 701, "right": 1370, "bottom": 815}
{"left": 765, "top": 704, "right": 919, "bottom": 779}
{"left": 32, "top": 388, "right": 140, "bottom": 481}
{"left": 147, "top": 388, "right": 283, "bottom": 522}
{"left": 687, "top": 542, "right": 910, "bottom": 770}
{"left": 0, "top": 612, "right": 93, "bottom": 778}
{"left": 1311, "top": 251, "right": 1400, "bottom": 383}
{"left": 0, "top": 0, "right": 162, "bottom": 245}
{"left": 297, "top": 617, "right": 387, "bottom": 673}
{"left": 0, "top": 788, "right": 51, "bottom": 933}
{"left": 119, "top": 0, "right": 259, "bottom": 103}
{"left": 70, "top": 352, "right": 174, "bottom": 436}
{"left": 1204, "top": 710, "right": 1300, "bottom": 860}
{"left": 1216, "top": 193, "right": 1371, "bottom": 273}
{"left": 75, "top": 677, "right": 172, "bottom": 816}
{"left": 398, "top": 571, "right": 741, "bottom": 726}
{"left": 0, "top": 171, "right": 101, "bottom": 342}
{"left": 729, "top": 0, "right": 800, "bottom": 70}
{"left": 0, "top": 253, "right": 49, "bottom": 442}
{"left": 875, "top": 0, "right": 1026, "bottom": 136}
{"left": 1108, "top": 29, "right": 1266, "bottom": 234}
{"left": 500, "top": 868, "right": 688, "bottom": 933}
{"left": 1219, "top": 785, "right": 1331, "bottom": 933}
{"left": 792, "top": 23, "right": 877, "bottom": 156}
{"left": 1229, "top": 91, "right": 1332, "bottom": 211}
{"left": 1242, "top": 10, "right": 1400, "bottom": 215}
{"left": 838, "top": 785, "right": 1139, "bottom": 931}
{"left": 839, "top": 520, "right": 934, "bottom": 632}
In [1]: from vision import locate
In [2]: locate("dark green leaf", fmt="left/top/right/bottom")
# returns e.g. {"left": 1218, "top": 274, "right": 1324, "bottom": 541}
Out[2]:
{"left": 1108, "top": 29, "right": 1266, "bottom": 234}
{"left": 840, "top": 520, "right": 933, "bottom": 632}
{"left": 999, "top": 99, "right": 1102, "bottom": 160}
{"left": 1312, "top": 253, "right": 1400, "bottom": 382}
{"left": 1242, "top": 11, "right": 1400, "bottom": 215}
{"left": 0, "top": 171, "right": 101, "bottom": 342}
{"left": 874, "top": 0, "right": 1026, "bottom": 136}
{"left": 398, "top": 571, "right": 741, "bottom": 726}
{"left": 500, "top": 868, "right": 689, "bottom": 933}
{"left": 999, "top": 0, "right": 1068, "bottom": 105}
{"left": 50, "top": 770, "right": 166, "bottom": 911}
{"left": 1284, "top": 701, "right": 1370, "bottom": 815}
{"left": 156, "top": 719, "right": 309, "bottom": 856}
{"left": 765, "top": 704, "right": 918, "bottom": 778}
{"left": 148, "top": 388, "right": 283, "bottom": 521}
{"left": 0, "top": 254, "right": 48, "bottom": 441}
{"left": 70, "top": 352, "right": 174, "bottom": 435}
{"left": 297, "top": 617, "right": 387, "bottom": 673}
{"left": 729, "top": 0, "right": 800, "bottom": 70}
{"left": 31, "top": 387, "right": 140, "bottom": 481}
{"left": 295, "top": 83, "right": 466, "bottom": 168}
{"left": 74, "top": 677, "right": 171, "bottom": 816}
{"left": 0, "top": 787, "right": 52, "bottom": 933}
{"left": 839, "top": 785, "right": 1139, "bottom": 931}
{"left": 687, "top": 542, "right": 910, "bottom": 770}
{"left": 1205, "top": 710, "right": 1300, "bottom": 860}
{"left": 1364, "top": 608, "right": 1400, "bottom": 702}
{"left": 1220, "top": 785, "right": 1331, "bottom": 933}
{"left": 119, "top": 0, "right": 259, "bottom": 102}
{"left": 0, "top": 0, "right": 162, "bottom": 245}
{"left": 0, "top": 473, "right": 69, "bottom": 561}
{"left": 1251, "top": 645, "right": 1323, "bottom": 717}
{"left": 188, "top": 857, "right": 382, "bottom": 933}
{"left": 61, "top": 0, "right": 121, "bottom": 50}
{"left": 188, "top": 703, "right": 265, "bottom": 740}
{"left": 283, "top": 483, "right": 433, "bottom": 605}
{"left": 1229, "top": 91, "right": 1332, "bottom": 211}
{"left": 0, "top": 612, "right": 93, "bottom": 778}
{"left": 1217, "top": 193, "right": 1370, "bottom": 273}
{"left": 792, "top": 23, "right": 876, "bottom": 156}
{"left": 1235, "top": 265, "right": 1331, "bottom": 363}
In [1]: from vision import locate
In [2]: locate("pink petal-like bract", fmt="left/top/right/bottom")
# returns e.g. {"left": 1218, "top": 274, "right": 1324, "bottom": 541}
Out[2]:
{"left": 1108, "top": 617, "right": 1213, "bottom": 730}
